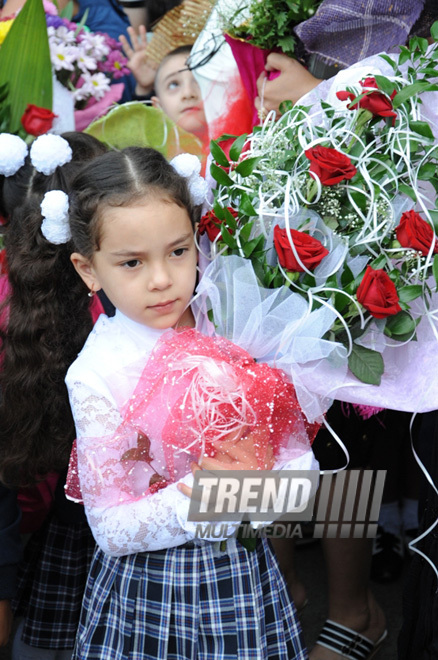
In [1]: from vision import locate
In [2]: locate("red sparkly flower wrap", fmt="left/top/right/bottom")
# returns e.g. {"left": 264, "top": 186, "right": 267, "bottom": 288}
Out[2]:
{"left": 66, "top": 329, "right": 315, "bottom": 505}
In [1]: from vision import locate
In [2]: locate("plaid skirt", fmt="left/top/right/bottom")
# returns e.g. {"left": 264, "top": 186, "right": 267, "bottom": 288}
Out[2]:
{"left": 73, "top": 538, "right": 308, "bottom": 660}
{"left": 13, "top": 514, "right": 96, "bottom": 649}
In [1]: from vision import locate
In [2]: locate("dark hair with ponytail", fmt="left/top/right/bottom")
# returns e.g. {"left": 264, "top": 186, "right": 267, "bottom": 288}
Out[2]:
{"left": 0, "top": 132, "right": 107, "bottom": 488}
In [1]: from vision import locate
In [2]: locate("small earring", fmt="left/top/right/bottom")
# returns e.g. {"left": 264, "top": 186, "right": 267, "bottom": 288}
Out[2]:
{"left": 88, "top": 288, "right": 95, "bottom": 298}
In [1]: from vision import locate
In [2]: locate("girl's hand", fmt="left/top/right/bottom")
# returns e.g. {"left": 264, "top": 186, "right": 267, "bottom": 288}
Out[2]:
{"left": 177, "top": 427, "right": 274, "bottom": 499}
{"left": 254, "top": 53, "right": 321, "bottom": 118}
{"left": 119, "top": 25, "right": 156, "bottom": 95}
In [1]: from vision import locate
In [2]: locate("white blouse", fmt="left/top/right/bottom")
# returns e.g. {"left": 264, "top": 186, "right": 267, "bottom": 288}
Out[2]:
{"left": 66, "top": 310, "right": 318, "bottom": 557}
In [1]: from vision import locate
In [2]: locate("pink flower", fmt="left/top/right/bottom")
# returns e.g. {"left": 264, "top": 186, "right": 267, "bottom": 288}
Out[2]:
{"left": 99, "top": 49, "right": 130, "bottom": 79}
{"left": 43, "top": 0, "right": 58, "bottom": 15}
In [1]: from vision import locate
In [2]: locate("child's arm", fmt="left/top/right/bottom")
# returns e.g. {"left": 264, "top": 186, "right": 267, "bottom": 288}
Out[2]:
{"left": 68, "top": 374, "right": 237, "bottom": 556}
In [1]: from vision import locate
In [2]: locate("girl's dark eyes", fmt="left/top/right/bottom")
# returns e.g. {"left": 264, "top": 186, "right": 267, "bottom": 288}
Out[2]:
{"left": 172, "top": 248, "right": 187, "bottom": 257}
{"left": 123, "top": 259, "right": 140, "bottom": 268}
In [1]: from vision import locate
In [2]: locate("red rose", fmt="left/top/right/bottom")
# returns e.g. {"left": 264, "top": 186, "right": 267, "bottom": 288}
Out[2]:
{"left": 21, "top": 104, "right": 57, "bottom": 137}
{"left": 274, "top": 225, "right": 329, "bottom": 272}
{"left": 356, "top": 266, "right": 401, "bottom": 319}
{"left": 198, "top": 207, "right": 238, "bottom": 242}
{"left": 336, "top": 77, "right": 397, "bottom": 122}
{"left": 396, "top": 210, "right": 438, "bottom": 257}
{"left": 305, "top": 145, "right": 357, "bottom": 186}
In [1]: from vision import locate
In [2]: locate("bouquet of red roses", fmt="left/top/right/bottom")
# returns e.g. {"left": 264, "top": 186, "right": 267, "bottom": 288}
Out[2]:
{"left": 197, "top": 29, "right": 438, "bottom": 420}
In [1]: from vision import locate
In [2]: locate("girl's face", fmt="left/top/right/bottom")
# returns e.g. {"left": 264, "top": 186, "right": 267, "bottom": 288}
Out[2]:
{"left": 72, "top": 197, "right": 198, "bottom": 329}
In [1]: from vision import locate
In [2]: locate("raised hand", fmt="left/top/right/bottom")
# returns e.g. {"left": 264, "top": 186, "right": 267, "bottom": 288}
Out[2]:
{"left": 119, "top": 25, "right": 156, "bottom": 95}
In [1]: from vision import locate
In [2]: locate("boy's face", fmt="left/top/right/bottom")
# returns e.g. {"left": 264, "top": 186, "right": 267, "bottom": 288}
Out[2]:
{"left": 152, "top": 53, "right": 207, "bottom": 138}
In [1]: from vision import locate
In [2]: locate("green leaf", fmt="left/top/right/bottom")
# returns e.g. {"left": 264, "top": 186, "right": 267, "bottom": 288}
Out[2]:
{"left": 431, "top": 20, "right": 438, "bottom": 42}
{"left": 235, "top": 156, "right": 262, "bottom": 177}
{"left": 393, "top": 82, "right": 438, "bottom": 108}
{"left": 410, "top": 120, "right": 435, "bottom": 140}
{"left": 373, "top": 75, "right": 396, "bottom": 96}
{"left": 239, "top": 193, "right": 257, "bottom": 217}
{"left": 370, "top": 254, "right": 387, "bottom": 270}
{"left": 398, "top": 183, "right": 417, "bottom": 202}
{"left": 429, "top": 211, "right": 438, "bottom": 234}
{"left": 212, "top": 202, "right": 225, "bottom": 221}
{"left": 385, "top": 311, "right": 416, "bottom": 336}
{"left": 279, "top": 100, "right": 294, "bottom": 114}
{"left": 223, "top": 207, "right": 238, "bottom": 230}
{"left": 0, "top": 0, "right": 53, "bottom": 134}
{"left": 278, "top": 34, "right": 296, "bottom": 55}
{"left": 378, "top": 54, "right": 399, "bottom": 71}
{"left": 340, "top": 265, "right": 354, "bottom": 287}
{"left": 348, "top": 344, "right": 384, "bottom": 385}
{"left": 220, "top": 225, "right": 236, "bottom": 249}
{"left": 239, "top": 222, "right": 253, "bottom": 242}
{"left": 210, "top": 140, "right": 230, "bottom": 167}
{"left": 418, "top": 162, "right": 436, "bottom": 180}
{"left": 210, "top": 163, "right": 234, "bottom": 187}
{"left": 433, "top": 254, "right": 438, "bottom": 288}
{"left": 398, "top": 47, "right": 411, "bottom": 66}
{"left": 215, "top": 133, "right": 239, "bottom": 143}
{"left": 229, "top": 133, "right": 248, "bottom": 162}
{"left": 59, "top": 0, "right": 74, "bottom": 19}
{"left": 397, "top": 285, "right": 423, "bottom": 302}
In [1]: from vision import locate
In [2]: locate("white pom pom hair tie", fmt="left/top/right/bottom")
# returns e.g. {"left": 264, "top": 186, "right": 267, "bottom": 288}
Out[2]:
{"left": 0, "top": 133, "right": 28, "bottom": 177}
{"left": 40, "top": 190, "right": 71, "bottom": 244}
{"left": 0, "top": 132, "right": 73, "bottom": 179}
{"left": 30, "top": 134, "right": 73, "bottom": 175}
{"left": 170, "top": 153, "right": 208, "bottom": 206}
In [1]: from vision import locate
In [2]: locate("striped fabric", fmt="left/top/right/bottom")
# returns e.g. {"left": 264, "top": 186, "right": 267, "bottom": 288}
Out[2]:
{"left": 316, "top": 620, "right": 377, "bottom": 659}
{"left": 73, "top": 538, "right": 307, "bottom": 660}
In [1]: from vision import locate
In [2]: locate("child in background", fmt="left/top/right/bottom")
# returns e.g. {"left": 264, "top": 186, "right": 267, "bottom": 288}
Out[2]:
{"left": 150, "top": 45, "right": 208, "bottom": 141}
{"left": 53, "top": 146, "right": 315, "bottom": 659}
{"left": 120, "top": 30, "right": 208, "bottom": 143}
{"left": 0, "top": 131, "right": 107, "bottom": 660}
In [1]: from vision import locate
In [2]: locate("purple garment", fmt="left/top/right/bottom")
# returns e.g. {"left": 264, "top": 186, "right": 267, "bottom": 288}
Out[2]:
{"left": 295, "top": 0, "right": 425, "bottom": 68}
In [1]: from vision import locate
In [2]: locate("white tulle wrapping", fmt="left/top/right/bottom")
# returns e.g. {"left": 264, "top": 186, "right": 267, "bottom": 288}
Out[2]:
{"left": 193, "top": 255, "right": 438, "bottom": 422}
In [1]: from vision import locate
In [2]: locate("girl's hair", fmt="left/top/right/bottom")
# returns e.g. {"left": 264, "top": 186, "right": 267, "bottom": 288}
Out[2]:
{"left": 0, "top": 132, "right": 107, "bottom": 488}
{"left": 69, "top": 146, "right": 198, "bottom": 259}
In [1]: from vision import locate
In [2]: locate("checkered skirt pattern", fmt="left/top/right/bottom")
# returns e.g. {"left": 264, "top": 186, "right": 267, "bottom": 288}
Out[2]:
{"left": 13, "top": 516, "right": 96, "bottom": 649}
{"left": 73, "top": 538, "right": 307, "bottom": 660}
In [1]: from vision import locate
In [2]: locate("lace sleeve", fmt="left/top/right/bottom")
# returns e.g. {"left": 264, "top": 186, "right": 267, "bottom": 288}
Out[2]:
{"left": 68, "top": 380, "right": 200, "bottom": 556}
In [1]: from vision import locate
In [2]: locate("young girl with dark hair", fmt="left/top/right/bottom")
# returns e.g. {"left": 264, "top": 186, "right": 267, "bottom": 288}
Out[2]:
{"left": 0, "top": 130, "right": 108, "bottom": 659}
{"left": 53, "top": 145, "right": 317, "bottom": 659}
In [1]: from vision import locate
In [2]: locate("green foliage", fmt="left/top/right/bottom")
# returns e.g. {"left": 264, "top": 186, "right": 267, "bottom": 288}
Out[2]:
{"left": 0, "top": 0, "right": 52, "bottom": 135}
{"left": 221, "top": 0, "right": 323, "bottom": 56}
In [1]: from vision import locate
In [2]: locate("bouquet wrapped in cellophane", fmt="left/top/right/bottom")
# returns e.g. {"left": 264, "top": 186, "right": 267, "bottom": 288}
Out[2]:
{"left": 196, "top": 27, "right": 438, "bottom": 422}
{"left": 66, "top": 328, "right": 318, "bottom": 506}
